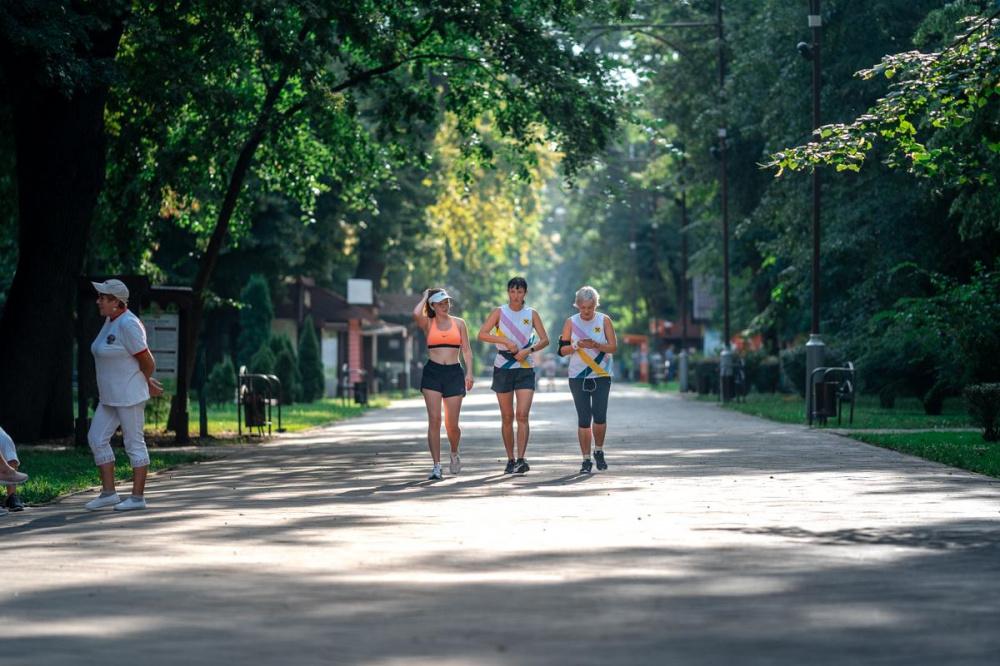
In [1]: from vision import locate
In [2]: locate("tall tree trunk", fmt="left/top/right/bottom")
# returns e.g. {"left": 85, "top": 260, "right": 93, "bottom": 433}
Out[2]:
{"left": 0, "top": 17, "right": 125, "bottom": 442}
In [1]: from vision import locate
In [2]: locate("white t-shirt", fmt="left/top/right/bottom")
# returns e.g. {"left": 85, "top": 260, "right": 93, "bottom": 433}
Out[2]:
{"left": 91, "top": 309, "right": 151, "bottom": 407}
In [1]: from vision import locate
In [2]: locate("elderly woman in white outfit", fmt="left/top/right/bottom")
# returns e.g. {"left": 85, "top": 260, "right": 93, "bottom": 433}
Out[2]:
{"left": 84, "top": 279, "right": 163, "bottom": 511}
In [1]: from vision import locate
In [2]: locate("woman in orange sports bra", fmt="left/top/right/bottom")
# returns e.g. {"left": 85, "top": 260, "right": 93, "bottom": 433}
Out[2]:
{"left": 413, "top": 288, "right": 474, "bottom": 480}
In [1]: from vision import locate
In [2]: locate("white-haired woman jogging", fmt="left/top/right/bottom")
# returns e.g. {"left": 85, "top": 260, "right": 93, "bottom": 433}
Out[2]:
{"left": 558, "top": 286, "right": 617, "bottom": 474}
{"left": 85, "top": 279, "right": 163, "bottom": 511}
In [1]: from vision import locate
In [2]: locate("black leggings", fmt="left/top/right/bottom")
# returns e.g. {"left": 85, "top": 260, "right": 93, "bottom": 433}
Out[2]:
{"left": 568, "top": 377, "right": 611, "bottom": 428}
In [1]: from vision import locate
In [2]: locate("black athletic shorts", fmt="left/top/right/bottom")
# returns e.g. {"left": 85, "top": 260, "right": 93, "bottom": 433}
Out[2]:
{"left": 421, "top": 360, "right": 467, "bottom": 398}
{"left": 491, "top": 367, "right": 536, "bottom": 393}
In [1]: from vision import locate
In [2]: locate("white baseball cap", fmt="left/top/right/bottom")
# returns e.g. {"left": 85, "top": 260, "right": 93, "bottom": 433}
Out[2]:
{"left": 92, "top": 279, "right": 130, "bottom": 304}
{"left": 428, "top": 290, "right": 452, "bottom": 304}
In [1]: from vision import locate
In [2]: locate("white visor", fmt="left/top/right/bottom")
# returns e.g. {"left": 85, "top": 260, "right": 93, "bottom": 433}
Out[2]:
{"left": 428, "top": 291, "right": 451, "bottom": 304}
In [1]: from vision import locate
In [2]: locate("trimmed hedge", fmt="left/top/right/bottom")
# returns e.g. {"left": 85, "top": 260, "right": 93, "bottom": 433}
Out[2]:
{"left": 965, "top": 383, "right": 1000, "bottom": 442}
{"left": 752, "top": 356, "right": 781, "bottom": 393}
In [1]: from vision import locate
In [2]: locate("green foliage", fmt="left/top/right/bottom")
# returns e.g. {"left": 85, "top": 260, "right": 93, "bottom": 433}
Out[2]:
{"left": 964, "top": 382, "right": 1000, "bottom": 441}
{"left": 204, "top": 356, "right": 237, "bottom": 407}
{"left": 768, "top": 11, "right": 1000, "bottom": 240}
{"left": 270, "top": 335, "right": 301, "bottom": 404}
{"left": 857, "top": 261, "right": 1000, "bottom": 413}
{"left": 237, "top": 275, "right": 274, "bottom": 367}
{"left": 750, "top": 355, "right": 781, "bottom": 394}
{"left": 297, "top": 316, "right": 324, "bottom": 403}
{"left": 249, "top": 343, "right": 276, "bottom": 376}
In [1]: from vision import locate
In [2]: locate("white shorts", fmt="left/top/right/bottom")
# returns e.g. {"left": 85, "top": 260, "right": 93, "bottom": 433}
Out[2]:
{"left": 0, "top": 426, "right": 17, "bottom": 463}
{"left": 87, "top": 402, "right": 150, "bottom": 468}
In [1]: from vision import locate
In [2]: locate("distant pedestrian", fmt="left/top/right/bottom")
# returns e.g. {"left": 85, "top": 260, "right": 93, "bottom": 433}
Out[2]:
{"left": 0, "top": 426, "right": 29, "bottom": 516}
{"left": 542, "top": 354, "right": 558, "bottom": 392}
{"left": 558, "top": 286, "right": 617, "bottom": 474}
{"left": 478, "top": 276, "right": 549, "bottom": 474}
{"left": 413, "top": 288, "right": 474, "bottom": 480}
{"left": 85, "top": 279, "right": 163, "bottom": 511}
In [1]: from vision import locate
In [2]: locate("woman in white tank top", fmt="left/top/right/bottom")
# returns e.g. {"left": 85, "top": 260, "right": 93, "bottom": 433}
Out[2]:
{"left": 558, "top": 286, "right": 617, "bottom": 474}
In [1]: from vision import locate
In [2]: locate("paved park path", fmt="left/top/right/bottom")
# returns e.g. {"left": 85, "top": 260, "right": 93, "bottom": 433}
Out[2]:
{"left": 3, "top": 385, "right": 999, "bottom": 665}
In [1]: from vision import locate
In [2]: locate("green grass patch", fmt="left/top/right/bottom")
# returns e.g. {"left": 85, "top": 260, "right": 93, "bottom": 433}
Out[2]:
{"left": 710, "top": 392, "right": 973, "bottom": 429}
{"left": 633, "top": 381, "right": 680, "bottom": 393}
{"left": 851, "top": 431, "right": 1000, "bottom": 479}
{"left": 145, "top": 394, "right": 395, "bottom": 436}
{"left": 12, "top": 448, "right": 212, "bottom": 505}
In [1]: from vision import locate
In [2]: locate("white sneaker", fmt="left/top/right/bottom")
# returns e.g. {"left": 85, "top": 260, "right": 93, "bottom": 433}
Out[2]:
{"left": 449, "top": 453, "right": 462, "bottom": 475}
{"left": 113, "top": 496, "right": 147, "bottom": 511}
{"left": 427, "top": 464, "right": 443, "bottom": 480}
{"left": 84, "top": 493, "right": 121, "bottom": 510}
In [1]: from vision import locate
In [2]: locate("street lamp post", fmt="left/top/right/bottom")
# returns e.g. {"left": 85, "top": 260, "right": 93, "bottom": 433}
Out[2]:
{"left": 715, "top": 0, "right": 735, "bottom": 402}
{"left": 799, "top": 0, "right": 826, "bottom": 418}
{"left": 677, "top": 174, "right": 690, "bottom": 393}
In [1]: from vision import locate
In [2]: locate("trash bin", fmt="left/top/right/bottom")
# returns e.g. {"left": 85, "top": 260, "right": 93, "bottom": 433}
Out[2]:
{"left": 243, "top": 390, "right": 266, "bottom": 427}
{"left": 814, "top": 381, "right": 839, "bottom": 422}
{"left": 353, "top": 381, "right": 368, "bottom": 405}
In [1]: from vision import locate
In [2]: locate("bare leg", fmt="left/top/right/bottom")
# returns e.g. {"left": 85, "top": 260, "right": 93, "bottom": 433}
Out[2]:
{"left": 577, "top": 427, "right": 593, "bottom": 458}
{"left": 593, "top": 423, "right": 607, "bottom": 449}
{"left": 131, "top": 466, "right": 148, "bottom": 497}
{"left": 514, "top": 389, "right": 534, "bottom": 459}
{"left": 496, "top": 392, "right": 515, "bottom": 460}
{"left": 97, "top": 462, "right": 116, "bottom": 493}
{"left": 6, "top": 459, "right": 17, "bottom": 496}
{"left": 422, "top": 389, "right": 444, "bottom": 463}
{"left": 442, "top": 395, "right": 464, "bottom": 454}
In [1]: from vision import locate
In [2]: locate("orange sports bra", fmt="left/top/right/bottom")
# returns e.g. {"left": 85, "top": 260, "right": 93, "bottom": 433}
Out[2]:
{"left": 427, "top": 317, "right": 462, "bottom": 349}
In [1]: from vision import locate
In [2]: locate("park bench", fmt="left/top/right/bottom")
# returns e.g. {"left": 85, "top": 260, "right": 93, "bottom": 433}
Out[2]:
{"left": 808, "top": 362, "right": 856, "bottom": 427}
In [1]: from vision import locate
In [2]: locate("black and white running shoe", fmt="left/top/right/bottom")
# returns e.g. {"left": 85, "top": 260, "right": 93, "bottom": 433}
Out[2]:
{"left": 594, "top": 449, "right": 608, "bottom": 471}
{"left": 512, "top": 458, "right": 530, "bottom": 474}
{"left": 504, "top": 459, "right": 516, "bottom": 474}
{"left": 580, "top": 459, "right": 593, "bottom": 474}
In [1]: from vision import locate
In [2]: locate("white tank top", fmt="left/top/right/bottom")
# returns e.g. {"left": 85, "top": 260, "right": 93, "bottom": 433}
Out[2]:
{"left": 492, "top": 304, "right": 536, "bottom": 369}
{"left": 567, "top": 312, "right": 613, "bottom": 379}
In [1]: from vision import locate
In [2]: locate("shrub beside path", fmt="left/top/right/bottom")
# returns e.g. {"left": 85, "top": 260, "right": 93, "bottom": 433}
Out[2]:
{"left": 2, "top": 385, "right": 999, "bottom": 665}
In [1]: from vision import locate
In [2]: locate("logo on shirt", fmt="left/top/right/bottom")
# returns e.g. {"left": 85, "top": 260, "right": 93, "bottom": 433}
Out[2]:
{"left": 522, "top": 318, "right": 530, "bottom": 325}
{"left": 106, "top": 334, "right": 116, "bottom": 344}
{"left": 594, "top": 327, "right": 601, "bottom": 333}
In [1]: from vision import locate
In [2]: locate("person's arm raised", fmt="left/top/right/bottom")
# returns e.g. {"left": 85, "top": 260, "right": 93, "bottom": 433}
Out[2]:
{"left": 412, "top": 290, "right": 430, "bottom": 331}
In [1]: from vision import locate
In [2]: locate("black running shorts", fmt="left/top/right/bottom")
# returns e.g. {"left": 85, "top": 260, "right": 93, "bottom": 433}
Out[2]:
{"left": 421, "top": 360, "right": 467, "bottom": 398}
{"left": 491, "top": 367, "right": 536, "bottom": 393}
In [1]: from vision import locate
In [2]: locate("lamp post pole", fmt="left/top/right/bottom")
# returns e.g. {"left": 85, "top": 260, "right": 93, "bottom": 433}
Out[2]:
{"left": 715, "top": 0, "right": 735, "bottom": 402}
{"left": 804, "top": 0, "right": 826, "bottom": 419}
{"left": 678, "top": 177, "right": 690, "bottom": 392}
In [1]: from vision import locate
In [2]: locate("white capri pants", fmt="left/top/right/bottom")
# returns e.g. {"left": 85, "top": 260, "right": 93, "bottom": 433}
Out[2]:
{"left": 0, "top": 426, "right": 17, "bottom": 464}
{"left": 88, "top": 403, "right": 150, "bottom": 468}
